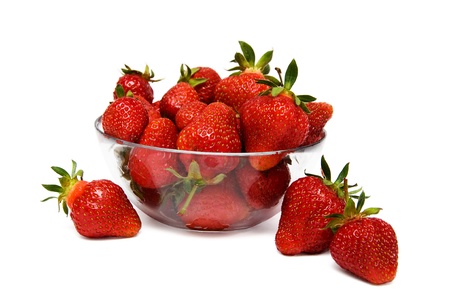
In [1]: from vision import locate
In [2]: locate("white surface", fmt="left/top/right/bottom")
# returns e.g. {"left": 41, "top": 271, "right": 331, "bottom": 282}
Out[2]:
{"left": 1, "top": 1, "right": 448, "bottom": 298}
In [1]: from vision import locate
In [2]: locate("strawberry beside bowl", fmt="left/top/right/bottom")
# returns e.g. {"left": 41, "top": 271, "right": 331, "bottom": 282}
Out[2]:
{"left": 95, "top": 116, "right": 327, "bottom": 231}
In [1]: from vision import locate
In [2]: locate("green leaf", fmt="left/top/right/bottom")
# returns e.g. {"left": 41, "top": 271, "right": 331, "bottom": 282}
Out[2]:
{"left": 283, "top": 59, "right": 298, "bottom": 91}
{"left": 207, "top": 174, "right": 226, "bottom": 185}
{"left": 262, "top": 64, "right": 271, "bottom": 75}
{"left": 335, "top": 162, "right": 350, "bottom": 184}
{"left": 70, "top": 160, "right": 78, "bottom": 178}
{"left": 235, "top": 52, "right": 251, "bottom": 69}
{"left": 187, "top": 160, "right": 203, "bottom": 180}
{"left": 271, "top": 87, "right": 284, "bottom": 97}
{"left": 320, "top": 155, "right": 331, "bottom": 181}
{"left": 297, "top": 95, "right": 316, "bottom": 103}
{"left": 42, "top": 184, "right": 63, "bottom": 193}
{"left": 298, "top": 101, "right": 310, "bottom": 113}
{"left": 362, "top": 207, "right": 382, "bottom": 216}
{"left": 356, "top": 191, "right": 366, "bottom": 213}
{"left": 41, "top": 196, "right": 57, "bottom": 202}
{"left": 255, "top": 50, "right": 273, "bottom": 70}
{"left": 239, "top": 41, "right": 255, "bottom": 66}
{"left": 115, "top": 84, "right": 125, "bottom": 98}
{"left": 256, "top": 79, "right": 278, "bottom": 88}
{"left": 51, "top": 166, "right": 69, "bottom": 178}
{"left": 344, "top": 197, "right": 356, "bottom": 217}
{"left": 263, "top": 75, "right": 281, "bottom": 86}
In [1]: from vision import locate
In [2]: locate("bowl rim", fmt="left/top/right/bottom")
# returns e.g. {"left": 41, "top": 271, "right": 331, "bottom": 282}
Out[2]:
{"left": 94, "top": 115, "right": 326, "bottom": 157}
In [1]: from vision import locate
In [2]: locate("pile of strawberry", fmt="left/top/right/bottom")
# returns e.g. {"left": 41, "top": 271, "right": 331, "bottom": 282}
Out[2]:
{"left": 101, "top": 41, "right": 332, "bottom": 166}
{"left": 42, "top": 41, "right": 398, "bottom": 285}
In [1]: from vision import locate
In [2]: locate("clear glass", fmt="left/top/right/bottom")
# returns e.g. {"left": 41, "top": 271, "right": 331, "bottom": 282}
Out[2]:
{"left": 95, "top": 116, "right": 326, "bottom": 231}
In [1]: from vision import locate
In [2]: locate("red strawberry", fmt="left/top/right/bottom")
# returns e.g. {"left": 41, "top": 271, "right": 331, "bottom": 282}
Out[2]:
{"left": 214, "top": 41, "right": 272, "bottom": 112}
{"left": 177, "top": 102, "right": 241, "bottom": 152}
{"left": 174, "top": 100, "right": 207, "bottom": 130}
{"left": 138, "top": 117, "right": 178, "bottom": 148}
{"left": 115, "top": 85, "right": 161, "bottom": 122}
{"left": 179, "top": 65, "right": 221, "bottom": 104}
{"left": 236, "top": 159, "right": 291, "bottom": 210}
{"left": 239, "top": 59, "right": 312, "bottom": 171}
{"left": 113, "top": 64, "right": 160, "bottom": 104}
{"left": 175, "top": 169, "right": 249, "bottom": 231}
{"left": 42, "top": 160, "right": 142, "bottom": 238}
{"left": 327, "top": 191, "right": 398, "bottom": 285}
{"left": 275, "top": 156, "right": 350, "bottom": 255}
{"left": 128, "top": 117, "right": 181, "bottom": 189}
{"left": 177, "top": 102, "right": 241, "bottom": 179}
{"left": 102, "top": 96, "right": 149, "bottom": 142}
{"left": 159, "top": 65, "right": 204, "bottom": 121}
{"left": 128, "top": 148, "right": 182, "bottom": 189}
{"left": 302, "top": 101, "right": 333, "bottom": 146}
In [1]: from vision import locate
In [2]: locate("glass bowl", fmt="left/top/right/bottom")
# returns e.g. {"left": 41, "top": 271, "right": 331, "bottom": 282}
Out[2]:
{"left": 94, "top": 116, "right": 326, "bottom": 231}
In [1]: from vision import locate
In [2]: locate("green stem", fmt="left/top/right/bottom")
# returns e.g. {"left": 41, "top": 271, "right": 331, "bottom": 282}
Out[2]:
{"left": 178, "top": 184, "right": 199, "bottom": 215}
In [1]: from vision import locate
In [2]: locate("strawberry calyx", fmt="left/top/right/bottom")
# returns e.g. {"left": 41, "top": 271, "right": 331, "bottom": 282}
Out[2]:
{"left": 121, "top": 64, "right": 162, "bottom": 83}
{"left": 41, "top": 160, "right": 84, "bottom": 215}
{"left": 228, "top": 41, "right": 273, "bottom": 76}
{"left": 257, "top": 59, "right": 316, "bottom": 113}
{"left": 177, "top": 64, "right": 207, "bottom": 87}
{"left": 305, "top": 155, "right": 361, "bottom": 200}
{"left": 325, "top": 180, "right": 382, "bottom": 232}
{"left": 165, "top": 160, "right": 225, "bottom": 215}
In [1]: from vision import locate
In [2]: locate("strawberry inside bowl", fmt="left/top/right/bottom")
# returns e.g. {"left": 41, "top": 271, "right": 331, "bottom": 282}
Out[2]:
{"left": 95, "top": 115, "right": 327, "bottom": 231}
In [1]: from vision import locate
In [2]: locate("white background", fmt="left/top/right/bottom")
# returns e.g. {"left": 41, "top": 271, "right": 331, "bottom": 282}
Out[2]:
{"left": 1, "top": 0, "right": 448, "bottom": 298}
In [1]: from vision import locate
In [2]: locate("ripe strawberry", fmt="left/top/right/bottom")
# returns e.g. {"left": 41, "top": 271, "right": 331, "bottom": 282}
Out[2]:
{"left": 302, "top": 101, "right": 333, "bottom": 146}
{"left": 128, "top": 117, "right": 181, "bottom": 189}
{"left": 173, "top": 166, "right": 249, "bottom": 230}
{"left": 275, "top": 156, "right": 352, "bottom": 255}
{"left": 113, "top": 64, "right": 159, "bottom": 104}
{"left": 115, "top": 85, "right": 161, "bottom": 122}
{"left": 174, "top": 100, "right": 207, "bottom": 130}
{"left": 179, "top": 65, "right": 221, "bottom": 104}
{"left": 159, "top": 65, "right": 204, "bottom": 121}
{"left": 102, "top": 96, "right": 149, "bottom": 142}
{"left": 128, "top": 146, "right": 182, "bottom": 189}
{"left": 239, "top": 59, "right": 313, "bottom": 171}
{"left": 177, "top": 102, "right": 241, "bottom": 179}
{"left": 214, "top": 41, "right": 273, "bottom": 112}
{"left": 42, "top": 160, "right": 142, "bottom": 238}
{"left": 138, "top": 117, "right": 178, "bottom": 148}
{"left": 177, "top": 101, "right": 241, "bottom": 152}
{"left": 327, "top": 191, "right": 398, "bottom": 284}
{"left": 236, "top": 159, "right": 291, "bottom": 210}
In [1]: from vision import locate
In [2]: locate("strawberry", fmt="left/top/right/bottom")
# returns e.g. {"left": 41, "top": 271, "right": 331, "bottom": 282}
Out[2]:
{"left": 128, "top": 148, "right": 181, "bottom": 189}
{"left": 275, "top": 156, "right": 353, "bottom": 255}
{"left": 128, "top": 117, "right": 181, "bottom": 189}
{"left": 214, "top": 41, "right": 273, "bottom": 112}
{"left": 138, "top": 117, "right": 178, "bottom": 148}
{"left": 171, "top": 163, "right": 249, "bottom": 230}
{"left": 115, "top": 85, "right": 161, "bottom": 122}
{"left": 159, "top": 64, "right": 205, "bottom": 121}
{"left": 302, "top": 101, "right": 333, "bottom": 146}
{"left": 177, "top": 102, "right": 241, "bottom": 179}
{"left": 102, "top": 96, "right": 149, "bottom": 142}
{"left": 327, "top": 191, "right": 398, "bottom": 284}
{"left": 236, "top": 159, "right": 291, "bottom": 210}
{"left": 177, "top": 101, "right": 241, "bottom": 152}
{"left": 239, "top": 59, "right": 313, "bottom": 171}
{"left": 42, "top": 160, "right": 142, "bottom": 238}
{"left": 113, "top": 64, "right": 159, "bottom": 104}
{"left": 174, "top": 100, "right": 207, "bottom": 130}
{"left": 179, "top": 65, "right": 221, "bottom": 104}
